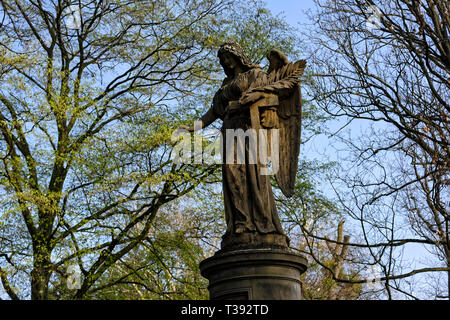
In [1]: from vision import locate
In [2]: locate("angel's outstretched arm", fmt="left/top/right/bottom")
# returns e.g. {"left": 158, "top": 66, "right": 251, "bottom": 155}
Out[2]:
{"left": 199, "top": 107, "right": 218, "bottom": 129}
{"left": 178, "top": 93, "right": 220, "bottom": 132}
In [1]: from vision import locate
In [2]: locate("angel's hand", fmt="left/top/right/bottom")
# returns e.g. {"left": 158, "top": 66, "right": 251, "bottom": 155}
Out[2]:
{"left": 239, "top": 91, "right": 265, "bottom": 105}
{"left": 176, "top": 125, "right": 194, "bottom": 133}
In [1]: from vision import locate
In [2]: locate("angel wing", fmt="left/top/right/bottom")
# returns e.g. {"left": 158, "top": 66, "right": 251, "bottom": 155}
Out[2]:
{"left": 238, "top": 49, "right": 305, "bottom": 197}
{"left": 242, "top": 48, "right": 306, "bottom": 96}
{"left": 267, "top": 50, "right": 304, "bottom": 198}
{"left": 267, "top": 49, "right": 289, "bottom": 73}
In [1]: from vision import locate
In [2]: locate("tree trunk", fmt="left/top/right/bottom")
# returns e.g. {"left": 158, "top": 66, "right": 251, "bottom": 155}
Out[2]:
{"left": 31, "top": 238, "right": 52, "bottom": 300}
{"left": 31, "top": 265, "right": 51, "bottom": 299}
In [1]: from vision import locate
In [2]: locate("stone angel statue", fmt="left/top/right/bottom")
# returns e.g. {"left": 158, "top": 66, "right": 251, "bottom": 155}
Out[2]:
{"left": 180, "top": 42, "right": 306, "bottom": 251}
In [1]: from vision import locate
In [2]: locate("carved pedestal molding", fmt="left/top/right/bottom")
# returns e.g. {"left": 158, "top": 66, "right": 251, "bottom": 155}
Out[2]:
{"left": 200, "top": 248, "right": 307, "bottom": 300}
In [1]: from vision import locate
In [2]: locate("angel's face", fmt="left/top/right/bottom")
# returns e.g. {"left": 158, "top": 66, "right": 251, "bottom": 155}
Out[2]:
{"left": 220, "top": 52, "right": 238, "bottom": 70}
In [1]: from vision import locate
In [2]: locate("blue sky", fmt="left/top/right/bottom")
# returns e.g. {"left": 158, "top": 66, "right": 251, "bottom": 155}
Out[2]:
{"left": 265, "top": 0, "right": 341, "bottom": 175}
{"left": 264, "top": 0, "right": 441, "bottom": 299}
{"left": 265, "top": 0, "right": 315, "bottom": 26}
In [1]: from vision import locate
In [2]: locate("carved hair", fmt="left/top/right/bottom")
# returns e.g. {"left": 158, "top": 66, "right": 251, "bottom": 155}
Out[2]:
{"left": 218, "top": 42, "right": 260, "bottom": 78}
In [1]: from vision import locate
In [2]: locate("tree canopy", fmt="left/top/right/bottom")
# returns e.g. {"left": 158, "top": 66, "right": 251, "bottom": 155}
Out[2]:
{"left": 0, "top": 0, "right": 303, "bottom": 299}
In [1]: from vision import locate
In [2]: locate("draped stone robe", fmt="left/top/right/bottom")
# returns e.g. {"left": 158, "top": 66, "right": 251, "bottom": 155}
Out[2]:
{"left": 201, "top": 67, "right": 289, "bottom": 249}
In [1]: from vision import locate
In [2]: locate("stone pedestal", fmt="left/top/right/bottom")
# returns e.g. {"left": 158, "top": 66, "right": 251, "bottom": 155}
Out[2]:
{"left": 200, "top": 248, "right": 307, "bottom": 300}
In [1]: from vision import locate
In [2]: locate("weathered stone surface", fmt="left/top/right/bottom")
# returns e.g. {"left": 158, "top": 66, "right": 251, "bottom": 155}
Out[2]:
{"left": 220, "top": 231, "right": 289, "bottom": 252}
{"left": 187, "top": 42, "right": 306, "bottom": 247}
{"left": 200, "top": 248, "right": 307, "bottom": 300}
{"left": 182, "top": 42, "right": 308, "bottom": 300}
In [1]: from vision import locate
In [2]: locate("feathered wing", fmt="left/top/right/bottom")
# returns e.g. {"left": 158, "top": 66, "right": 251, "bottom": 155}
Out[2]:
{"left": 267, "top": 49, "right": 289, "bottom": 73}
{"left": 275, "top": 84, "right": 302, "bottom": 197}
{"left": 250, "top": 53, "right": 306, "bottom": 197}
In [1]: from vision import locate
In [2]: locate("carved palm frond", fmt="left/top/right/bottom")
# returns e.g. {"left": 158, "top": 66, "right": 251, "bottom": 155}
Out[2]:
{"left": 248, "top": 59, "right": 307, "bottom": 94}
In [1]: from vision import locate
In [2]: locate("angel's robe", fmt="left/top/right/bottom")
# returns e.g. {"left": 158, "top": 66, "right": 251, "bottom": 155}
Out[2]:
{"left": 201, "top": 67, "right": 288, "bottom": 244}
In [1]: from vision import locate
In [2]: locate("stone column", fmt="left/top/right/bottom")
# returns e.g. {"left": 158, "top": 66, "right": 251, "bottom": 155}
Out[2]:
{"left": 200, "top": 248, "right": 307, "bottom": 300}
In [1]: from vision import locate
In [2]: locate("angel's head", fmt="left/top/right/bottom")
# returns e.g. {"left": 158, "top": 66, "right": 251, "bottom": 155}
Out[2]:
{"left": 218, "top": 42, "right": 259, "bottom": 77}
